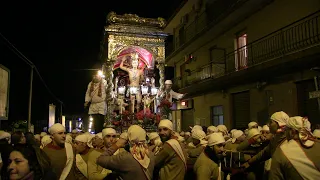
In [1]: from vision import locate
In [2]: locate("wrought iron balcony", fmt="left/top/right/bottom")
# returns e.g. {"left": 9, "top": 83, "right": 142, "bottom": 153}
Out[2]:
{"left": 175, "top": 11, "right": 320, "bottom": 89}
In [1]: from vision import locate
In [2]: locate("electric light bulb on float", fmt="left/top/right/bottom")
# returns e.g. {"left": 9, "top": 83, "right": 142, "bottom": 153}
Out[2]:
{"left": 141, "top": 86, "right": 149, "bottom": 95}
{"left": 118, "top": 86, "right": 126, "bottom": 95}
{"left": 129, "top": 87, "right": 138, "bottom": 95}
{"left": 151, "top": 87, "right": 158, "bottom": 96}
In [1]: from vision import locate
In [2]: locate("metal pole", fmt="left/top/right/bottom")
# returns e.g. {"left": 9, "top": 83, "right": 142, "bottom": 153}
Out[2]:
{"left": 28, "top": 66, "right": 34, "bottom": 131}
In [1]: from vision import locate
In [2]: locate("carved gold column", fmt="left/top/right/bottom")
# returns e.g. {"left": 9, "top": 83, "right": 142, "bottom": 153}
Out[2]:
{"left": 157, "top": 62, "right": 165, "bottom": 91}
{"left": 104, "top": 60, "right": 115, "bottom": 128}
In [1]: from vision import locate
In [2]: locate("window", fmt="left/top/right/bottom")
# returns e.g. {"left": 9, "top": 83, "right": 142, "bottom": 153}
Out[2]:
{"left": 235, "top": 33, "right": 248, "bottom": 70}
{"left": 211, "top": 105, "right": 224, "bottom": 126}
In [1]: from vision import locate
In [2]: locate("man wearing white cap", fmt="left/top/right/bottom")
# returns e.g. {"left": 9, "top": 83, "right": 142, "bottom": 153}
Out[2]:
{"left": 157, "top": 80, "right": 185, "bottom": 103}
{"left": 241, "top": 111, "right": 289, "bottom": 170}
{"left": 73, "top": 134, "right": 111, "bottom": 179}
{"left": 225, "top": 130, "right": 245, "bottom": 151}
{"left": 207, "top": 126, "right": 218, "bottom": 135}
{"left": 155, "top": 119, "right": 187, "bottom": 180}
{"left": 97, "top": 125, "right": 156, "bottom": 180}
{"left": 187, "top": 129, "right": 207, "bottom": 158}
{"left": 43, "top": 123, "right": 76, "bottom": 180}
{"left": 269, "top": 116, "right": 320, "bottom": 180}
{"left": 248, "top": 122, "right": 258, "bottom": 130}
{"left": 148, "top": 132, "right": 162, "bottom": 155}
{"left": 91, "top": 133, "right": 104, "bottom": 151}
{"left": 184, "top": 132, "right": 192, "bottom": 144}
{"left": 194, "top": 133, "right": 225, "bottom": 180}
{"left": 102, "top": 128, "right": 125, "bottom": 155}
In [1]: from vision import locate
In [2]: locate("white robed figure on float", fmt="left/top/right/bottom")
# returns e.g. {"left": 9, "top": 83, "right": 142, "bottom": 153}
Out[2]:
{"left": 156, "top": 80, "right": 185, "bottom": 120}
{"left": 84, "top": 71, "right": 107, "bottom": 132}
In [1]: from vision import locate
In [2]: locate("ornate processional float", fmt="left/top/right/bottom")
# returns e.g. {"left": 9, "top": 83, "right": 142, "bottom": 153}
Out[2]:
{"left": 99, "top": 12, "right": 173, "bottom": 132}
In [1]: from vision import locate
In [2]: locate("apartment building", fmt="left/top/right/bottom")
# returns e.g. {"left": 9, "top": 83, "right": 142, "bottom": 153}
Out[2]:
{"left": 164, "top": 0, "right": 320, "bottom": 131}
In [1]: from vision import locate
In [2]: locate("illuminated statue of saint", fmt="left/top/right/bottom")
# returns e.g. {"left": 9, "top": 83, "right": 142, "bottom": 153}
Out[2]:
{"left": 120, "top": 52, "right": 144, "bottom": 112}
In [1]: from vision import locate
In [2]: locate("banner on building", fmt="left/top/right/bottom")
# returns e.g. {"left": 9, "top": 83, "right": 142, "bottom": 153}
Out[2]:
{"left": 49, "top": 104, "right": 56, "bottom": 127}
{"left": 62, "top": 115, "right": 66, "bottom": 127}
{"left": 0, "top": 64, "right": 10, "bottom": 120}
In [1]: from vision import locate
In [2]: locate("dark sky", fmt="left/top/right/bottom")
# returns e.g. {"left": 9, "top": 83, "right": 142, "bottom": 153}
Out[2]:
{"left": 0, "top": 0, "right": 183, "bottom": 125}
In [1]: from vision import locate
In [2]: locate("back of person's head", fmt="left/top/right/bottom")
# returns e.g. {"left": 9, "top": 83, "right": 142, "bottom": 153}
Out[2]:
{"left": 11, "top": 131, "right": 24, "bottom": 145}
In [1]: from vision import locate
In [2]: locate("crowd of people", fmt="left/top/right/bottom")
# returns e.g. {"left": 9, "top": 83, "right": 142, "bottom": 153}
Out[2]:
{"left": 0, "top": 111, "right": 319, "bottom": 180}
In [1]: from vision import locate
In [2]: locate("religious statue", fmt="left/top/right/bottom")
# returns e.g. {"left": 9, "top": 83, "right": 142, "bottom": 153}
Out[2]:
{"left": 119, "top": 52, "right": 144, "bottom": 112}
{"left": 157, "top": 80, "right": 185, "bottom": 103}
{"left": 84, "top": 73, "right": 107, "bottom": 133}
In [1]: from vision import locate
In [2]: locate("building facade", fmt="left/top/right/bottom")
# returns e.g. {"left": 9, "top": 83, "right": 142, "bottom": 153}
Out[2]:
{"left": 164, "top": 0, "right": 320, "bottom": 131}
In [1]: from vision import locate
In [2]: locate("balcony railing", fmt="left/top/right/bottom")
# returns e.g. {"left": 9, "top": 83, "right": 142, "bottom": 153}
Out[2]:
{"left": 175, "top": 11, "right": 320, "bottom": 89}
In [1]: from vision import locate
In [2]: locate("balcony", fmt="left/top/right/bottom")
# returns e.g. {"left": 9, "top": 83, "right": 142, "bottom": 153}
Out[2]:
{"left": 169, "top": 0, "right": 273, "bottom": 57}
{"left": 175, "top": 11, "right": 320, "bottom": 94}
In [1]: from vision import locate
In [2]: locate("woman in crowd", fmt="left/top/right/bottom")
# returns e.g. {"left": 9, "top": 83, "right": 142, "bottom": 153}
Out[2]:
{"left": 7, "top": 144, "right": 56, "bottom": 180}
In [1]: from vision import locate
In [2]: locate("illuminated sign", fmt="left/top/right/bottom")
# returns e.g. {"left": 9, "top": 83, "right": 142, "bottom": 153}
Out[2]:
{"left": 0, "top": 64, "right": 10, "bottom": 120}
{"left": 49, "top": 104, "right": 56, "bottom": 127}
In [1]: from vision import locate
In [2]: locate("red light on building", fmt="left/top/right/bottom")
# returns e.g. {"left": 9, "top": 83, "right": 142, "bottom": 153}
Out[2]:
{"left": 181, "top": 101, "right": 186, "bottom": 106}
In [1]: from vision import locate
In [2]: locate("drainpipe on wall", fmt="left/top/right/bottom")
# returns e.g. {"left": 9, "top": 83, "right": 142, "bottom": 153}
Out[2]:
{"left": 313, "top": 76, "right": 320, "bottom": 112}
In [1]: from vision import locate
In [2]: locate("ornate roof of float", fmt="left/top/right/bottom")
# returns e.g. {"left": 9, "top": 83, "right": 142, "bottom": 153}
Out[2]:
{"left": 105, "top": 12, "right": 168, "bottom": 37}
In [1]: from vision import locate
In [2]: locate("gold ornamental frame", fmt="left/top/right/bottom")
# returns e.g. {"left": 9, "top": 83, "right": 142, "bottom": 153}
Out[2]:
{"left": 100, "top": 12, "right": 168, "bottom": 125}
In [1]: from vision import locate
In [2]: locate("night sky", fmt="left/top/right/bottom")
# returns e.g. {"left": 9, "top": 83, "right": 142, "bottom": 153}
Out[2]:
{"left": 0, "top": 1, "right": 183, "bottom": 126}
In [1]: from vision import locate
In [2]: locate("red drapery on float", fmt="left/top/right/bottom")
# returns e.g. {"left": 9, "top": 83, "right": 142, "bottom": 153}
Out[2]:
{"left": 113, "top": 46, "right": 154, "bottom": 69}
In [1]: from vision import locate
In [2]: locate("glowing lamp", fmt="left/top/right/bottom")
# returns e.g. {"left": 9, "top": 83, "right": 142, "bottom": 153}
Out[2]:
{"left": 88, "top": 128, "right": 91, "bottom": 132}
{"left": 151, "top": 87, "right": 158, "bottom": 96}
{"left": 130, "top": 87, "right": 138, "bottom": 95}
{"left": 181, "top": 101, "right": 186, "bottom": 106}
{"left": 146, "top": 78, "right": 150, "bottom": 82}
{"left": 89, "top": 116, "right": 93, "bottom": 122}
{"left": 89, "top": 122, "right": 92, "bottom": 128}
{"left": 141, "top": 86, "right": 149, "bottom": 95}
{"left": 118, "top": 86, "right": 126, "bottom": 95}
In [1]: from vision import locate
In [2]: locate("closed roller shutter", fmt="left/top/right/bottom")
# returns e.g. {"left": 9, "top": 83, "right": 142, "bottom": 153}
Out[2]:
{"left": 233, "top": 91, "right": 250, "bottom": 129}
{"left": 296, "top": 79, "right": 320, "bottom": 125}
{"left": 182, "top": 109, "right": 194, "bottom": 132}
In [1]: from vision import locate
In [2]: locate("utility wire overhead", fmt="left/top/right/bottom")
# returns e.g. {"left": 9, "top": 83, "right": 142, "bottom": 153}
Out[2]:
{"left": 0, "top": 32, "right": 63, "bottom": 104}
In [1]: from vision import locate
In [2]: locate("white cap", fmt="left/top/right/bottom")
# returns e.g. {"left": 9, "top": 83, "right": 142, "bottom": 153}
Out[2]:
{"left": 191, "top": 125, "right": 203, "bottom": 132}
{"left": 40, "top": 132, "right": 47, "bottom": 137}
{"left": 262, "top": 125, "right": 270, "bottom": 131}
{"left": 75, "top": 134, "right": 89, "bottom": 143}
{"left": 207, "top": 133, "right": 225, "bottom": 146}
{"left": 247, "top": 128, "right": 260, "bottom": 140}
{"left": 120, "top": 132, "right": 128, "bottom": 140}
{"left": 248, "top": 122, "right": 258, "bottom": 129}
{"left": 0, "top": 131, "right": 10, "bottom": 140}
{"left": 128, "top": 125, "right": 146, "bottom": 143}
{"left": 270, "top": 111, "right": 289, "bottom": 127}
{"left": 191, "top": 129, "right": 206, "bottom": 140}
{"left": 207, "top": 126, "right": 218, "bottom": 133}
{"left": 148, "top": 132, "right": 159, "bottom": 140}
{"left": 48, "top": 123, "right": 65, "bottom": 135}
{"left": 185, "top": 132, "right": 191, "bottom": 136}
{"left": 96, "top": 133, "right": 103, "bottom": 139}
{"left": 158, "top": 119, "right": 173, "bottom": 130}
{"left": 231, "top": 130, "right": 244, "bottom": 143}
{"left": 313, "top": 129, "right": 320, "bottom": 138}
{"left": 102, "top": 128, "right": 117, "bottom": 138}
{"left": 165, "top": 80, "right": 172, "bottom": 85}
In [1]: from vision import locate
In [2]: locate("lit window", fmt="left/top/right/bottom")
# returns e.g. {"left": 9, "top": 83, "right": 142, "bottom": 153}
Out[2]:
{"left": 235, "top": 33, "right": 248, "bottom": 70}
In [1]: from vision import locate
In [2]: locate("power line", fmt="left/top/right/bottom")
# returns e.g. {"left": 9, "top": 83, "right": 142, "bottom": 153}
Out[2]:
{"left": 0, "top": 32, "right": 63, "bottom": 104}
